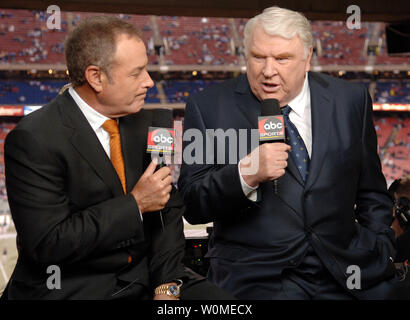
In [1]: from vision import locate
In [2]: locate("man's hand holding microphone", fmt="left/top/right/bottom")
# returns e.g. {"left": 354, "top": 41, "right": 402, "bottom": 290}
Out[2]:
{"left": 131, "top": 160, "right": 173, "bottom": 214}
{"left": 240, "top": 98, "right": 290, "bottom": 189}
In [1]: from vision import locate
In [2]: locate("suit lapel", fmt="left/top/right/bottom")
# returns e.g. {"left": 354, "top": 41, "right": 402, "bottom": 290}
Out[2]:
{"left": 305, "top": 72, "right": 334, "bottom": 191}
{"left": 118, "top": 113, "right": 147, "bottom": 193}
{"left": 58, "top": 91, "right": 124, "bottom": 197}
{"left": 234, "top": 75, "right": 261, "bottom": 129}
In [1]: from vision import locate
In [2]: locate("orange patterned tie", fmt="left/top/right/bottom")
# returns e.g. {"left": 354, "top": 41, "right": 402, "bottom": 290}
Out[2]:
{"left": 102, "top": 119, "right": 126, "bottom": 194}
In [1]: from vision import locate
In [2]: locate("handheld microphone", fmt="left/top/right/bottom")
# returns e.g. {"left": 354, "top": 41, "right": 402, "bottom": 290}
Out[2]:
{"left": 258, "top": 99, "right": 285, "bottom": 143}
{"left": 258, "top": 99, "right": 286, "bottom": 193}
{"left": 146, "top": 109, "right": 175, "bottom": 231}
{"left": 147, "top": 109, "right": 175, "bottom": 163}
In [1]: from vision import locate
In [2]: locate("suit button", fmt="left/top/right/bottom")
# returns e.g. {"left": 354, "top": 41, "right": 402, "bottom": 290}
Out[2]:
{"left": 289, "top": 259, "right": 297, "bottom": 266}
{"left": 304, "top": 191, "right": 311, "bottom": 199}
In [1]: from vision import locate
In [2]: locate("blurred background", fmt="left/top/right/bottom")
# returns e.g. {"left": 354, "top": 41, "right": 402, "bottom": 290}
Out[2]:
{"left": 0, "top": 0, "right": 409, "bottom": 293}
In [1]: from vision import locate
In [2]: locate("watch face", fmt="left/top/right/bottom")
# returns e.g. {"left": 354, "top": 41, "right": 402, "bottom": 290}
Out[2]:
{"left": 168, "top": 285, "right": 179, "bottom": 296}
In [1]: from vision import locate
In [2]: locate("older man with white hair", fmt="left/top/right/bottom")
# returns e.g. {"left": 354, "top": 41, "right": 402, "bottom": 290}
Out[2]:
{"left": 179, "top": 6, "right": 398, "bottom": 299}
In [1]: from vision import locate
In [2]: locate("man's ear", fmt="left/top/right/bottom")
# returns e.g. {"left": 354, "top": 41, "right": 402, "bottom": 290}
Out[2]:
{"left": 305, "top": 46, "right": 313, "bottom": 72}
{"left": 84, "top": 65, "right": 103, "bottom": 93}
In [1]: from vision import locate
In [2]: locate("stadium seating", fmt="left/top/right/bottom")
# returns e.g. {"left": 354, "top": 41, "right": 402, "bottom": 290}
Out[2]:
{"left": 311, "top": 21, "right": 369, "bottom": 65}
{"left": 162, "top": 79, "right": 220, "bottom": 103}
{"left": 374, "top": 81, "right": 410, "bottom": 104}
{"left": 0, "top": 120, "right": 16, "bottom": 200}
{"left": 0, "top": 79, "right": 161, "bottom": 104}
{"left": 376, "top": 116, "right": 410, "bottom": 184}
{"left": 1, "top": 9, "right": 409, "bottom": 67}
{"left": 158, "top": 16, "right": 238, "bottom": 65}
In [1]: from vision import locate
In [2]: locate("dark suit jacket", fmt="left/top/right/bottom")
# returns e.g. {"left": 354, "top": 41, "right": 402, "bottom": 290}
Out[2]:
{"left": 178, "top": 72, "right": 397, "bottom": 299}
{"left": 4, "top": 91, "right": 185, "bottom": 299}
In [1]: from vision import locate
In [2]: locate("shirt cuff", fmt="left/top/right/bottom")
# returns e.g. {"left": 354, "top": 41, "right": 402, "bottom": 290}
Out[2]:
{"left": 238, "top": 160, "right": 258, "bottom": 202}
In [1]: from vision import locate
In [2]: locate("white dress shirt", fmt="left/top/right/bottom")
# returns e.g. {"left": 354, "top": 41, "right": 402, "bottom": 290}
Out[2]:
{"left": 239, "top": 73, "right": 312, "bottom": 200}
{"left": 68, "top": 87, "right": 111, "bottom": 157}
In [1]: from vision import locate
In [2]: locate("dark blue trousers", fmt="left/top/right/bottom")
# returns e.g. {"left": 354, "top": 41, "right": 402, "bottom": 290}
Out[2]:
{"left": 280, "top": 245, "right": 354, "bottom": 300}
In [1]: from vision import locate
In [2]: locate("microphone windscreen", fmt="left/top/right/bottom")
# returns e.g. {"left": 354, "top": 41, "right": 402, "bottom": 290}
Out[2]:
{"left": 147, "top": 109, "right": 175, "bottom": 156}
{"left": 261, "top": 99, "right": 281, "bottom": 116}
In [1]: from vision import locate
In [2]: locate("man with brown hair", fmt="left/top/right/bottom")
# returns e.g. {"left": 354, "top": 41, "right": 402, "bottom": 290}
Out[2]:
{"left": 2, "top": 16, "right": 186, "bottom": 300}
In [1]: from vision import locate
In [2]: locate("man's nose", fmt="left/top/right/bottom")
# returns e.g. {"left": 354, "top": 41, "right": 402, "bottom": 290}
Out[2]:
{"left": 263, "top": 57, "right": 278, "bottom": 78}
{"left": 144, "top": 70, "right": 154, "bottom": 89}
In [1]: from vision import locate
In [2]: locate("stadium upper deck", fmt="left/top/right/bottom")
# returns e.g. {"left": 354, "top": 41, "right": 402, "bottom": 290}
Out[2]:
{"left": 0, "top": 9, "right": 409, "bottom": 69}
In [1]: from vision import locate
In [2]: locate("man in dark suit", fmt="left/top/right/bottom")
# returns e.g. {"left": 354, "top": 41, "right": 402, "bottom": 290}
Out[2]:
{"left": 2, "top": 16, "right": 186, "bottom": 299}
{"left": 178, "top": 6, "right": 398, "bottom": 299}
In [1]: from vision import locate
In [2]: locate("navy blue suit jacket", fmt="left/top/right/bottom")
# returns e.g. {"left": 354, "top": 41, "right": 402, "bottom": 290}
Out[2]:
{"left": 178, "top": 72, "right": 397, "bottom": 299}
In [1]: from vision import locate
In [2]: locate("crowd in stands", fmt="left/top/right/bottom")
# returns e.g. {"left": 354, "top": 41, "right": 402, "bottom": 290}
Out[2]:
{"left": 159, "top": 16, "right": 238, "bottom": 65}
{"left": 374, "top": 81, "right": 410, "bottom": 104}
{"left": 0, "top": 80, "right": 66, "bottom": 104}
{"left": 311, "top": 21, "right": 369, "bottom": 65}
{"left": 0, "top": 121, "right": 15, "bottom": 207}
{"left": 0, "top": 9, "right": 409, "bottom": 66}
{"left": 0, "top": 79, "right": 161, "bottom": 104}
{"left": 0, "top": 10, "right": 68, "bottom": 64}
{"left": 161, "top": 79, "right": 220, "bottom": 103}
{"left": 0, "top": 9, "right": 156, "bottom": 64}
{"left": 375, "top": 116, "right": 410, "bottom": 185}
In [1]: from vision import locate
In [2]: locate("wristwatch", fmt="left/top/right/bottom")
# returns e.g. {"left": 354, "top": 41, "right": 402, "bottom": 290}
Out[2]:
{"left": 154, "top": 280, "right": 183, "bottom": 298}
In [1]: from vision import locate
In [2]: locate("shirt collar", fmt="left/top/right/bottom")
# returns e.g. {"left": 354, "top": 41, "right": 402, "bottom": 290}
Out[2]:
{"left": 68, "top": 86, "right": 109, "bottom": 132}
{"left": 286, "top": 72, "right": 310, "bottom": 118}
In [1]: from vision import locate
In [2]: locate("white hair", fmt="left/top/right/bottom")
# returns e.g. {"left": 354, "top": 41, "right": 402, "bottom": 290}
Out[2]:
{"left": 243, "top": 6, "right": 313, "bottom": 57}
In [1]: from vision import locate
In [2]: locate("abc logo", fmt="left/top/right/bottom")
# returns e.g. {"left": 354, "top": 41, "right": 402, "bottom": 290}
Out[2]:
{"left": 264, "top": 117, "right": 283, "bottom": 132}
{"left": 153, "top": 129, "right": 173, "bottom": 145}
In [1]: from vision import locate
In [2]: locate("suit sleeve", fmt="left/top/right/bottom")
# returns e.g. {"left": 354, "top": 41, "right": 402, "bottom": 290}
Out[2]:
{"left": 354, "top": 87, "right": 396, "bottom": 258}
{"left": 5, "top": 128, "right": 145, "bottom": 266}
{"left": 145, "top": 186, "right": 186, "bottom": 289}
{"left": 178, "top": 96, "right": 259, "bottom": 224}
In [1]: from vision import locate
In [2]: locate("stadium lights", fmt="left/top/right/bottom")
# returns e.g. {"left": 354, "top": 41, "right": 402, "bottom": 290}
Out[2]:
{"left": 373, "top": 103, "right": 410, "bottom": 111}
{"left": 192, "top": 71, "right": 197, "bottom": 76}
{"left": 48, "top": 69, "right": 53, "bottom": 75}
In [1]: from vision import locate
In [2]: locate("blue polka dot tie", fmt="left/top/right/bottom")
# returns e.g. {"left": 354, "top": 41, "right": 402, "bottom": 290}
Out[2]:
{"left": 282, "top": 105, "right": 310, "bottom": 182}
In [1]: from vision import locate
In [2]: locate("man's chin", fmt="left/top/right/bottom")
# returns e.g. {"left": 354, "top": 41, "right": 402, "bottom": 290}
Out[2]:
{"left": 112, "top": 104, "right": 144, "bottom": 118}
{"left": 127, "top": 103, "right": 144, "bottom": 115}
{"left": 260, "top": 92, "right": 283, "bottom": 102}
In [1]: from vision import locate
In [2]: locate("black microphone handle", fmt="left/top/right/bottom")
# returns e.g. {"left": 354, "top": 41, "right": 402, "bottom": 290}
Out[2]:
{"left": 259, "top": 99, "right": 283, "bottom": 195}
{"left": 154, "top": 153, "right": 174, "bottom": 231}
{"left": 259, "top": 140, "right": 284, "bottom": 195}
